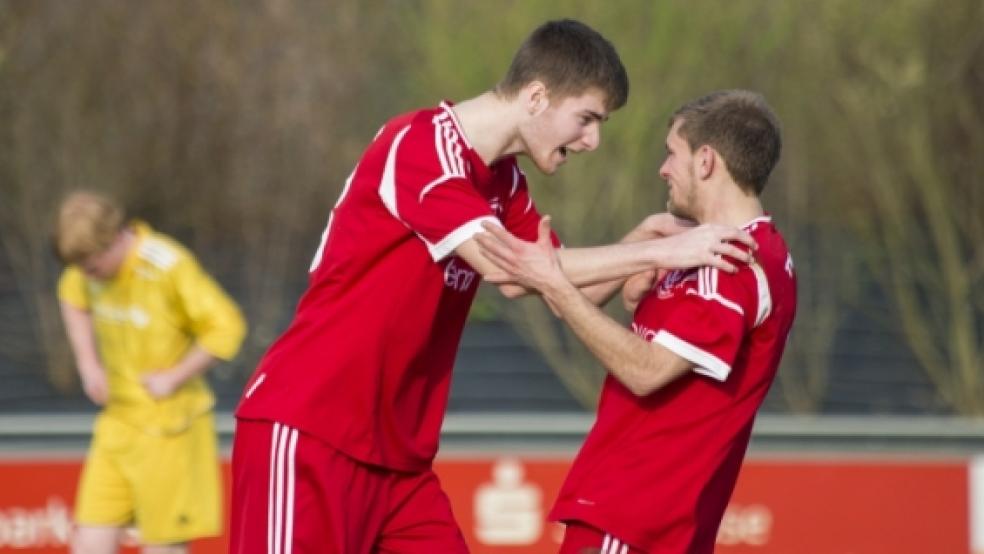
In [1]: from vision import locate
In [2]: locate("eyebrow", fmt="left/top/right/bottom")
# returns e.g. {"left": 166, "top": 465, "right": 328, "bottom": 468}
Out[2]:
{"left": 583, "top": 110, "right": 608, "bottom": 122}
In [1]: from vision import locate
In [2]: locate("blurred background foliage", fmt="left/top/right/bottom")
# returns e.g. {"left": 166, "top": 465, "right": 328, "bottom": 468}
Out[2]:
{"left": 0, "top": 0, "right": 981, "bottom": 413}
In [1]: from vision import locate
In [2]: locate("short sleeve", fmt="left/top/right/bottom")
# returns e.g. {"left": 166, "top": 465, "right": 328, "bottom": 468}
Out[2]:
{"left": 378, "top": 119, "right": 497, "bottom": 261}
{"left": 57, "top": 267, "right": 90, "bottom": 310}
{"left": 649, "top": 267, "right": 756, "bottom": 381}
{"left": 169, "top": 252, "right": 247, "bottom": 361}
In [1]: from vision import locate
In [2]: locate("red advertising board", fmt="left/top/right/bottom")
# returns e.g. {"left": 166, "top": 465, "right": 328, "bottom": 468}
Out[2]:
{"left": 0, "top": 456, "right": 971, "bottom": 553}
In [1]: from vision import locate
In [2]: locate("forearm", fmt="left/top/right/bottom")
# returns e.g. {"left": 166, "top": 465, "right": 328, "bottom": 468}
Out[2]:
{"left": 59, "top": 302, "right": 103, "bottom": 372}
{"left": 533, "top": 225, "right": 663, "bottom": 305}
{"left": 543, "top": 281, "right": 692, "bottom": 396}
{"left": 556, "top": 241, "right": 660, "bottom": 287}
{"left": 576, "top": 278, "right": 628, "bottom": 307}
{"left": 167, "top": 345, "right": 219, "bottom": 387}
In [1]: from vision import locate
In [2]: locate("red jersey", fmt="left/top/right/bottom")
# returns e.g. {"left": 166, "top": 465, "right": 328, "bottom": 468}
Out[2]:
{"left": 236, "top": 102, "right": 548, "bottom": 471}
{"left": 550, "top": 217, "right": 797, "bottom": 553}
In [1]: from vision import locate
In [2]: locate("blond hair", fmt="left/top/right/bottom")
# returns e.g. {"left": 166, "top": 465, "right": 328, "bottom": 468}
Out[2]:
{"left": 54, "top": 191, "right": 125, "bottom": 264}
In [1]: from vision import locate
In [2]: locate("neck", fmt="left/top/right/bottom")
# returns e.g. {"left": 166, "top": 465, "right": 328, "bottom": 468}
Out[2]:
{"left": 451, "top": 91, "right": 525, "bottom": 165}
{"left": 696, "top": 178, "right": 765, "bottom": 228}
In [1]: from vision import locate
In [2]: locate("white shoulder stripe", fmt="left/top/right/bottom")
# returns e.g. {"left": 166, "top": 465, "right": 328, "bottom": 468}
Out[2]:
{"left": 438, "top": 101, "right": 474, "bottom": 150}
{"left": 750, "top": 261, "right": 772, "bottom": 327}
{"left": 691, "top": 267, "right": 744, "bottom": 316}
{"left": 655, "top": 330, "right": 731, "bottom": 381}
{"left": 432, "top": 114, "right": 452, "bottom": 178}
{"left": 433, "top": 114, "right": 466, "bottom": 179}
{"left": 138, "top": 239, "right": 178, "bottom": 269}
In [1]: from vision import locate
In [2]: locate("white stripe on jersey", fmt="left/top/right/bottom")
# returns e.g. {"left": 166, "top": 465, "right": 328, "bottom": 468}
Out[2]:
{"left": 422, "top": 113, "right": 467, "bottom": 203}
{"left": 691, "top": 266, "right": 744, "bottom": 317}
{"left": 655, "top": 329, "right": 731, "bottom": 381}
{"left": 510, "top": 165, "right": 521, "bottom": 198}
{"left": 310, "top": 168, "right": 358, "bottom": 272}
{"left": 601, "top": 534, "right": 612, "bottom": 552}
{"left": 508, "top": 163, "right": 534, "bottom": 214}
{"left": 750, "top": 261, "right": 772, "bottom": 327}
{"left": 438, "top": 101, "right": 475, "bottom": 150}
{"left": 433, "top": 113, "right": 452, "bottom": 177}
{"left": 378, "top": 125, "right": 412, "bottom": 222}
{"left": 433, "top": 112, "right": 466, "bottom": 177}
{"left": 419, "top": 174, "right": 460, "bottom": 204}
{"left": 138, "top": 239, "right": 178, "bottom": 270}
{"left": 440, "top": 116, "right": 463, "bottom": 176}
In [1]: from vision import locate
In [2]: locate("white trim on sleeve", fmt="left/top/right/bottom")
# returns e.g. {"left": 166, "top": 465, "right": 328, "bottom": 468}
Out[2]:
{"left": 654, "top": 329, "right": 731, "bottom": 381}
{"left": 424, "top": 216, "right": 502, "bottom": 261}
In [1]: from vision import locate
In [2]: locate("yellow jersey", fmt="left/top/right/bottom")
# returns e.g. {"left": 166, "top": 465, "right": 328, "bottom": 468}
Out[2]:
{"left": 58, "top": 221, "right": 246, "bottom": 434}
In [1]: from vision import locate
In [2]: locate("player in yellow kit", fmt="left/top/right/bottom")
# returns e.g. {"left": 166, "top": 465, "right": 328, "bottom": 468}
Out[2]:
{"left": 54, "top": 191, "right": 247, "bottom": 554}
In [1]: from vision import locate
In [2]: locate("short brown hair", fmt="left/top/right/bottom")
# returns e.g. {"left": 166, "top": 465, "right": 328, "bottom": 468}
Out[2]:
{"left": 53, "top": 191, "right": 125, "bottom": 264}
{"left": 670, "top": 90, "right": 781, "bottom": 194}
{"left": 497, "top": 19, "right": 629, "bottom": 112}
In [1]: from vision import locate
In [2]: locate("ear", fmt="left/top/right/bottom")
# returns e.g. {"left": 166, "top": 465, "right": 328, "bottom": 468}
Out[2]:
{"left": 522, "top": 80, "right": 550, "bottom": 116}
{"left": 695, "top": 145, "right": 716, "bottom": 180}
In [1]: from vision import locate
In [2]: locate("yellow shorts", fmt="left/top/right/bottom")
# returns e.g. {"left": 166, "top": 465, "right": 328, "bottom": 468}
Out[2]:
{"left": 74, "top": 412, "right": 222, "bottom": 544}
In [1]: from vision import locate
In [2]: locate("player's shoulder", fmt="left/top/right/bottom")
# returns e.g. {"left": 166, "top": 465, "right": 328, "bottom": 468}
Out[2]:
{"left": 745, "top": 217, "right": 794, "bottom": 279}
{"left": 59, "top": 264, "right": 85, "bottom": 281}
{"left": 396, "top": 102, "right": 454, "bottom": 136}
{"left": 133, "top": 222, "right": 193, "bottom": 272}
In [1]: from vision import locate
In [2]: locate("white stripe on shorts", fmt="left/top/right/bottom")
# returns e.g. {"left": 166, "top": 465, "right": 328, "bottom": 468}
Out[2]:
{"left": 268, "top": 423, "right": 299, "bottom": 554}
{"left": 602, "top": 533, "right": 630, "bottom": 554}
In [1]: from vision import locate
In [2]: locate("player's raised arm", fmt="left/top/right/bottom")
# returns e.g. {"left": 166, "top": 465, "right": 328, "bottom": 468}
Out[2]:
{"left": 473, "top": 215, "right": 696, "bottom": 394}
{"left": 467, "top": 216, "right": 756, "bottom": 304}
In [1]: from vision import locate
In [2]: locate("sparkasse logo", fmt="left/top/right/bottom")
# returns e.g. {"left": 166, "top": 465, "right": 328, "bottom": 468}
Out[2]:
{"left": 0, "top": 497, "right": 72, "bottom": 548}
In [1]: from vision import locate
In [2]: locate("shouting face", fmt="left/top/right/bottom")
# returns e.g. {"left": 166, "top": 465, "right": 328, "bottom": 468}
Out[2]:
{"left": 522, "top": 89, "right": 609, "bottom": 175}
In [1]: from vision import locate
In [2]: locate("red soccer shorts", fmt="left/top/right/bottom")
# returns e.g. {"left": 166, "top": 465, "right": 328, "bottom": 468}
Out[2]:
{"left": 559, "top": 521, "right": 644, "bottom": 554}
{"left": 229, "top": 418, "right": 468, "bottom": 554}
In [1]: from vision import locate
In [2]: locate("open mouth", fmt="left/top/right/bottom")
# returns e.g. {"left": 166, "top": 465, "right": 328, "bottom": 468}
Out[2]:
{"left": 559, "top": 146, "right": 568, "bottom": 159}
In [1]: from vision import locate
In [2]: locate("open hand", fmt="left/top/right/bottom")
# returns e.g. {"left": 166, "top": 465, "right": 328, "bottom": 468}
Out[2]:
{"left": 476, "top": 216, "right": 568, "bottom": 293}
{"left": 658, "top": 224, "right": 757, "bottom": 272}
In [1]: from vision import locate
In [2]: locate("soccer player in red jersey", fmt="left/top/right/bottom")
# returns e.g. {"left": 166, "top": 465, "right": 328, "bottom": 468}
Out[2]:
{"left": 477, "top": 90, "right": 797, "bottom": 553}
{"left": 231, "top": 20, "right": 759, "bottom": 553}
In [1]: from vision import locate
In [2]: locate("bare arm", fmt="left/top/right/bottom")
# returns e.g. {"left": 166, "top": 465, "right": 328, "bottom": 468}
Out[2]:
{"left": 545, "top": 278, "right": 694, "bottom": 396}
{"left": 559, "top": 214, "right": 687, "bottom": 305}
{"left": 462, "top": 214, "right": 756, "bottom": 304}
{"left": 141, "top": 346, "right": 220, "bottom": 400}
{"left": 59, "top": 301, "right": 109, "bottom": 406}
{"left": 142, "top": 255, "right": 245, "bottom": 400}
{"left": 480, "top": 218, "right": 694, "bottom": 395}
